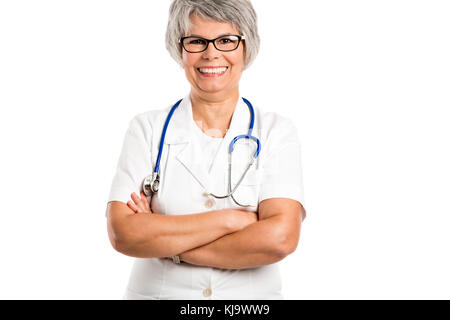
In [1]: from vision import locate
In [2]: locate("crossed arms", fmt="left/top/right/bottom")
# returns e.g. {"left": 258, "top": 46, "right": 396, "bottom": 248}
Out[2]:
{"left": 106, "top": 192, "right": 305, "bottom": 270}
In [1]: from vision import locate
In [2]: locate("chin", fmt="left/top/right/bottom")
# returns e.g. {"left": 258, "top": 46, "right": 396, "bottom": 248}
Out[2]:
{"left": 199, "top": 84, "right": 228, "bottom": 94}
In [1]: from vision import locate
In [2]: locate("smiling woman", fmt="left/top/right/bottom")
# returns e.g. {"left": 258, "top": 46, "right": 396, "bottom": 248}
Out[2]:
{"left": 106, "top": 0, "right": 306, "bottom": 300}
{"left": 181, "top": 14, "right": 246, "bottom": 100}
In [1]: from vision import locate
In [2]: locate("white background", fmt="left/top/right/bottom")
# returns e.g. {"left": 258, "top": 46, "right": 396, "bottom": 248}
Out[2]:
{"left": 0, "top": 0, "right": 449, "bottom": 299}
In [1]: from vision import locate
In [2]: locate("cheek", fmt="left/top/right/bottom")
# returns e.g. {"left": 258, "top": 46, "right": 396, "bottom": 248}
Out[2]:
{"left": 228, "top": 50, "right": 245, "bottom": 70}
{"left": 182, "top": 52, "right": 197, "bottom": 69}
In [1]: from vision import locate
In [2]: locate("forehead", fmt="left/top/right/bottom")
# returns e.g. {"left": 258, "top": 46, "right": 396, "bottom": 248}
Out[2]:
{"left": 188, "top": 14, "right": 239, "bottom": 37}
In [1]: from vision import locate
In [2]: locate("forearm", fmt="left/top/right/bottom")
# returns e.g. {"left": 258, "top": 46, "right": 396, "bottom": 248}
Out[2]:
{"left": 179, "top": 216, "right": 287, "bottom": 270}
{"left": 116, "top": 209, "right": 236, "bottom": 258}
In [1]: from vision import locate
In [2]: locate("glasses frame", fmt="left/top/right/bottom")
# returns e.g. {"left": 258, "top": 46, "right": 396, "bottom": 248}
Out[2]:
{"left": 179, "top": 34, "right": 246, "bottom": 53}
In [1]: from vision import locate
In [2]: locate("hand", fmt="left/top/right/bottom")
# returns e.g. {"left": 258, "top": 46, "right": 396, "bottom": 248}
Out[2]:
{"left": 127, "top": 192, "right": 152, "bottom": 214}
{"left": 231, "top": 209, "right": 258, "bottom": 231}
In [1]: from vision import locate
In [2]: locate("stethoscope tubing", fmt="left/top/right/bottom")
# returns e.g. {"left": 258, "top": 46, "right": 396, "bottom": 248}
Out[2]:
{"left": 154, "top": 99, "right": 183, "bottom": 173}
{"left": 145, "top": 97, "right": 261, "bottom": 207}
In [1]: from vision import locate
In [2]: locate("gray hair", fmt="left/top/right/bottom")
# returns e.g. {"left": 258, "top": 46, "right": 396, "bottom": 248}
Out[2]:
{"left": 165, "top": 0, "right": 260, "bottom": 69}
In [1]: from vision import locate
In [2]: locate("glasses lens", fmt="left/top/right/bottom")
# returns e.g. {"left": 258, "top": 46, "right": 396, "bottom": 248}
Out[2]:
{"left": 182, "top": 37, "right": 207, "bottom": 52}
{"left": 215, "top": 35, "right": 240, "bottom": 51}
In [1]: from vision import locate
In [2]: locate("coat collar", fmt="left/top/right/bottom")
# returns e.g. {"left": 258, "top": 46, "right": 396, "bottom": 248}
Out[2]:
{"left": 160, "top": 94, "right": 259, "bottom": 192}
{"left": 163, "top": 94, "right": 255, "bottom": 145}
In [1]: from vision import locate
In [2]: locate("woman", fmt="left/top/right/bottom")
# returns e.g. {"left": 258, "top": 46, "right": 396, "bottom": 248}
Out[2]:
{"left": 106, "top": 0, "right": 306, "bottom": 300}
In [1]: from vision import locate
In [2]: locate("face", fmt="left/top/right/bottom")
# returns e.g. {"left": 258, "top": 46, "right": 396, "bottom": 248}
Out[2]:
{"left": 181, "top": 14, "right": 245, "bottom": 97}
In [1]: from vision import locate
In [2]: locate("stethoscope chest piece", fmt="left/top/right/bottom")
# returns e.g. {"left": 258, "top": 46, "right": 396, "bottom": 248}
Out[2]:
{"left": 142, "top": 172, "right": 160, "bottom": 196}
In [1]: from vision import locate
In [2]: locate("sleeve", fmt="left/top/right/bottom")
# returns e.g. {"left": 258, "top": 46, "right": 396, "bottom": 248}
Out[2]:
{"left": 107, "top": 115, "right": 153, "bottom": 204}
{"left": 258, "top": 117, "right": 306, "bottom": 217}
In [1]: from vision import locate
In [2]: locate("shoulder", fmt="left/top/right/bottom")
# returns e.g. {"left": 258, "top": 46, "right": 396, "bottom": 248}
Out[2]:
{"left": 126, "top": 104, "right": 173, "bottom": 136}
{"left": 257, "top": 108, "right": 300, "bottom": 148}
{"left": 260, "top": 110, "right": 298, "bottom": 134}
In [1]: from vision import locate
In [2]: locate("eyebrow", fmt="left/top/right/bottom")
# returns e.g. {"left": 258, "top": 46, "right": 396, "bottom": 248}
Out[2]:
{"left": 188, "top": 33, "right": 235, "bottom": 38}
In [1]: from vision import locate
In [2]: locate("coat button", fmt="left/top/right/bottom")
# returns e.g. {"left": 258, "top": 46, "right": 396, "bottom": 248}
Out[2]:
{"left": 203, "top": 288, "right": 212, "bottom": 298}
{"left": 204, "top": 198, "right": 215, "bottom": 209}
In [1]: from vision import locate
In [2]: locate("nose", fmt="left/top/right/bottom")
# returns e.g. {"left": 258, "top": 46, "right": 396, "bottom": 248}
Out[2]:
{"left": 201, "top": 41, "right": 221, "bottom": 60}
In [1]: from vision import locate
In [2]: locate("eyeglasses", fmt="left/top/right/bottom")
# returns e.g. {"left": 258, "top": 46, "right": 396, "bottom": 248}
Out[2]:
{"left": 179, "top": 34, "right": 245, "bottom": 53}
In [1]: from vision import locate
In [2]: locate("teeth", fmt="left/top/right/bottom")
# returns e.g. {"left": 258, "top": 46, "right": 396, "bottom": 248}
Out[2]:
{"left": 198, "top": 67, "right": 228, "bottom": 74}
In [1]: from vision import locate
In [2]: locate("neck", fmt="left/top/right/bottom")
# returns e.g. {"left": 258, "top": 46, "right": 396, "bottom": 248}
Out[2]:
{"left": 190, "top": 89, "right": 240, "bottom": 138}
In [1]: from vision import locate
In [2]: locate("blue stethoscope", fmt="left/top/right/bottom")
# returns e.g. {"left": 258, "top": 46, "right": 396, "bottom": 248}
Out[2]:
{"left": 142, "top": 97, "right": 261, "bottom": 207}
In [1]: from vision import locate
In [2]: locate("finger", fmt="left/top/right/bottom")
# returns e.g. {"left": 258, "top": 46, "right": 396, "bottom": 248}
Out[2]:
{"left": 132, "top": 192, "right": 147, "bottom": 212}
{"left": 130, "top": 192, "right": 146, "bottom": 213}
{"left": 131, "top": 192, "right": 141, "bottom": 204}
{"left": 127, "top": 201, "right": 138, "bottom": 213}
{"left": 130, "top": 198, "right": 145, "bottom": 213}
{"left": 140, "top": 192, "right": 151, "bottom": 213}
{"left": 141, "top": 191, "right": 149, "bottom": 205}
{"left": 135, "top": 192, "right": 147, "bottom": 212}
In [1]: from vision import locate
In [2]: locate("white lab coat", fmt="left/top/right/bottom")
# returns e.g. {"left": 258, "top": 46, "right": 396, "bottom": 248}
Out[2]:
{"left": 108, "top": 94, "right": 305, "bottom": 300}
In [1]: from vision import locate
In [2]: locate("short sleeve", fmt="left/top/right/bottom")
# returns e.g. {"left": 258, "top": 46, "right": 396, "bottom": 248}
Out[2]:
{"left": 107, "top": 115, "right": 153, "bottom": 204}
{"left": 258, "top": 118, "right": 306, "bottom": 217}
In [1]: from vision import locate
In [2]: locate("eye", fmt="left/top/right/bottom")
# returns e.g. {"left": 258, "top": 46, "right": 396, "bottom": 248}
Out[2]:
{"left": 218, "top": 37, "right": 236, "bottom": 44}
{"left": 188, "top": 38, "right": 206, "bottom": 45}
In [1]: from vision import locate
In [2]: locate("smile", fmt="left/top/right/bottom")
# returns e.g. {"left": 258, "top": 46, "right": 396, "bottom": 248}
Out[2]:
{"left": 197, "top": 67, "right": 228, "bottom": 77}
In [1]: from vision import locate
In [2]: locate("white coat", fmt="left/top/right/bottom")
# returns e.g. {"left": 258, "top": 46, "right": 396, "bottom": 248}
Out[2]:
{"left": 108, "top": 94, "right": 305, "bottom": 300}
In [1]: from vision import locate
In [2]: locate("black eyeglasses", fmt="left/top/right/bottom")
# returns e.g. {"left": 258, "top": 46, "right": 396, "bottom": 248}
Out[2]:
{"left": 179, "top": 34, "right": 245, "bottom": 53}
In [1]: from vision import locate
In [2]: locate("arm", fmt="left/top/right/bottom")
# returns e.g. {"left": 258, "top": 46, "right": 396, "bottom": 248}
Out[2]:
{"left": 179, "top": 198, "right": 305, "bottom": 270}
{"left": 106, "top": 192, "right": 257, "bottom": 259}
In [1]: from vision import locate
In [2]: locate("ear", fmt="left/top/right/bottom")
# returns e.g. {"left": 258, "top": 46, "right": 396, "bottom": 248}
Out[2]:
{"left": 242, "top": 43, "right": 248, "bottom": 70}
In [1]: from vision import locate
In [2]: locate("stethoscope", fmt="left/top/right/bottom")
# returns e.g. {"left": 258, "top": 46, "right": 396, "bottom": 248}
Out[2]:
{"left": 142, "top": 97, "right": 261, "bottom": 207}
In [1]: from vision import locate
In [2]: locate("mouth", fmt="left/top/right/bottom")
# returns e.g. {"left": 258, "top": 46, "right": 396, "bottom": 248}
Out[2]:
{"left": 196, "top": 66, "right": 229, "bottom": 78}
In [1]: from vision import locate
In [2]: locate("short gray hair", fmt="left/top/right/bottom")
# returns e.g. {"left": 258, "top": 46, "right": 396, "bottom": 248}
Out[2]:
{"left": 165, "top": 0, "right": 260, "bottom": 69}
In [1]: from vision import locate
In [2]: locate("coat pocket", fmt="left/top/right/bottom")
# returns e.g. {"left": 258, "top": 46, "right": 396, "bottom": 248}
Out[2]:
{"left": 230, "top": 168, "right": 261, "bottom": 208}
